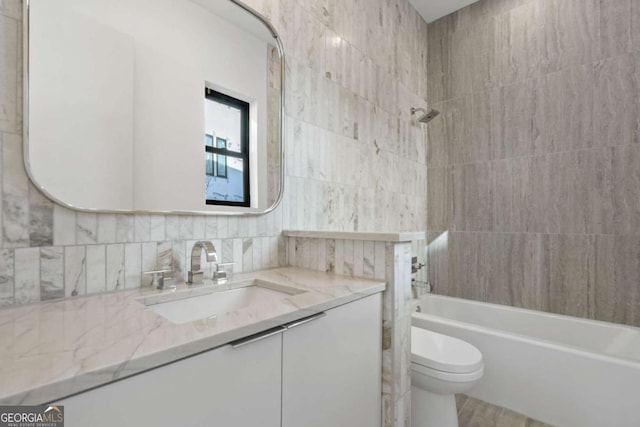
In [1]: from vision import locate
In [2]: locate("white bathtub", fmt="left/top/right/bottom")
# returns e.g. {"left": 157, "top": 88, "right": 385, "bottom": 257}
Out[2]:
{"left": 412, "top": 294, "right": 640, "bottom": 427}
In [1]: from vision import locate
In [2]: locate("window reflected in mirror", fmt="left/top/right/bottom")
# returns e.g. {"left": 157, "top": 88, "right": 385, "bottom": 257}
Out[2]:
{"left": 204, "top": 88, "right": 250, "bottom": 207}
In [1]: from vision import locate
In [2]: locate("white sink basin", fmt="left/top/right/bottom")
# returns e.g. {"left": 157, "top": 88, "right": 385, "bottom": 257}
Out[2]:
{"left": 139, "top": 280, "right": 304, "bottom": 324}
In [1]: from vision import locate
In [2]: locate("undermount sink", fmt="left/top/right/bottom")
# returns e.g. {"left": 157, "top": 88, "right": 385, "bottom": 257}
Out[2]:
{"left": 137, "top": 280, "right": 305, "bottom": 324}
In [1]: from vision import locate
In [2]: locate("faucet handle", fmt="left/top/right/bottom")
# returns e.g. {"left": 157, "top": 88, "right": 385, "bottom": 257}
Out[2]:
{"left": 143, "top": 269, "right": 174, "bottom": 290}
{"left": 213, "top": 262, "right": 236, "bottom": 284}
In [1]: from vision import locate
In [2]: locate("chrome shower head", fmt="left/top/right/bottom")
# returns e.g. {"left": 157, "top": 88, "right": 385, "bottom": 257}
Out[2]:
{"left": 411, "top": 107, "right": 440, "bottom": 124}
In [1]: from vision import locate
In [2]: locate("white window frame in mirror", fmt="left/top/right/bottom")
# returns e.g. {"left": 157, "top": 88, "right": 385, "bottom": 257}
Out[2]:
{"left": 22, "top": 0, "right": 285, "bottom": 216}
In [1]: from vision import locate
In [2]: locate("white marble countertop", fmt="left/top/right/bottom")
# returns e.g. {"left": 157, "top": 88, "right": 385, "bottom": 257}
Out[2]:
{"left": 0, "top": 268, "right": 385, "bottom": 405}
{"left": 283, "top": 230, "right": 426, "bottom": 242}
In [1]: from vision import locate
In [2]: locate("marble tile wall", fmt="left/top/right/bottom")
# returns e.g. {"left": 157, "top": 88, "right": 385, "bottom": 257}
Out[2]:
{"left": 286, "top": 236, "right": 413, "bottom": 427}
{"left": 427, "top": 0, "right": 640, "bottom": 326}
{"left": 0, "top": 0, "right": 430, "bottom": 312}
{"left": 266, "top": 0, "right": 429, "bottom": 233}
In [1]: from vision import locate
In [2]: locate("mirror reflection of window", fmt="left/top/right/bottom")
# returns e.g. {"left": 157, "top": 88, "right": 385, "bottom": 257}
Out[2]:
{"left": 205, "top": 135, "right": 214, "bottom": 176}
{"left": 204, "top": 88, "right": 250, "bottom": 207}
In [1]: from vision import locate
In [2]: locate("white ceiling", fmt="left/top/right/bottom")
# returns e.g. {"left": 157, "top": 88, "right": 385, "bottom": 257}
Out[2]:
{"left": 408, "top": 0, "right": 480, "bottom": 23}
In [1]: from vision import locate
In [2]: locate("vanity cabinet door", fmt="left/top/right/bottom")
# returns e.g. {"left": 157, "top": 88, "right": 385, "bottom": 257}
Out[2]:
{"left": 282, "top": 293, "right": 382, "bottom": 427}
{"left": 56, "top": 332, "right": 282, "bottom": 427}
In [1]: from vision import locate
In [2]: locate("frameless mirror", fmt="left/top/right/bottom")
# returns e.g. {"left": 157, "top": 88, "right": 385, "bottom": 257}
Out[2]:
{"left": 25, "top": 0, "right": 284, "bottom": 214}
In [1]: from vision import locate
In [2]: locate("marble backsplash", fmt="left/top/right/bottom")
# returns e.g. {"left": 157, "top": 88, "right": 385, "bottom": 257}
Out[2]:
{"left": 1, "top": 208, "right": 285, "bottom": 306}
{"left": 0, "top": 0, "right": 430, "bottom": 308}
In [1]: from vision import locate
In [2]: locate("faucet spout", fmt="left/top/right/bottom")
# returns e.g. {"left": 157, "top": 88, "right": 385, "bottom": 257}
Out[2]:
{"left": 188, "top": 241, "right": 217, "bottom": 285}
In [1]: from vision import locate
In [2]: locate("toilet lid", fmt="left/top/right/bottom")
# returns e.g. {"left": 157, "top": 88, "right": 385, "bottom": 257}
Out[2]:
{"left": 411, "top": 327, "right": 483, "bottom": 374}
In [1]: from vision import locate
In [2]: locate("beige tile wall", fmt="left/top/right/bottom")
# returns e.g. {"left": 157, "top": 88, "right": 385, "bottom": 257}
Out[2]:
{"left": 427, "top": 0, "right": 640, "bottom": 326}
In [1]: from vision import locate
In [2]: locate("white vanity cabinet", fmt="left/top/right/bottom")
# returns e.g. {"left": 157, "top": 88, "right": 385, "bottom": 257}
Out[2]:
{"left": 282, "top": 293, "right": 382, "bottom": 427}
{"left": 56, "top": 333, "right": 282, "bottom": 427}
{"left": 53, "top": 293, "right": 382, "bottom": 427}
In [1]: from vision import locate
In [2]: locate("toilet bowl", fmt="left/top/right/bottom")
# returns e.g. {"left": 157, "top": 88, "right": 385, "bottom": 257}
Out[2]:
{"left": 411, "top": 327, "right": 484, "bottom": 427}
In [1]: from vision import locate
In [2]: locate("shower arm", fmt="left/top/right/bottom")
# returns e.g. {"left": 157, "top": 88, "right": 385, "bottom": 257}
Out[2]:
{"left": 411, "top": 107, "right": 440, "bottom": 123}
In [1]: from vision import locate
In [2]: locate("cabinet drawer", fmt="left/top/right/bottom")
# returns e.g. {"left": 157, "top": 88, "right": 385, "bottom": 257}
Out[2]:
{"left": 282, "top": 294, "right": 382, "bottom": 427}
{"left": 56, "top": 333, "right": 282, "bottom": 427}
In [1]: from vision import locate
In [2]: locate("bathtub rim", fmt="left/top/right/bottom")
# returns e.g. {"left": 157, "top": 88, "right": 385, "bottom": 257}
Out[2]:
{"left": 412, "top": 294, "right": 640, "bottom": 369}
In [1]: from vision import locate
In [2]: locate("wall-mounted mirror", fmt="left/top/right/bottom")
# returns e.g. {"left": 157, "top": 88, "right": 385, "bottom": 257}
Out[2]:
{"left": 24, "top": 0, "right": 284, "bottom": 215}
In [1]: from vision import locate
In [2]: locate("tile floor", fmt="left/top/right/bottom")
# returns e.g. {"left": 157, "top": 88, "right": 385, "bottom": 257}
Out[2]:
{"left": 456, "top": 395, "right": 554, "bottom": 427}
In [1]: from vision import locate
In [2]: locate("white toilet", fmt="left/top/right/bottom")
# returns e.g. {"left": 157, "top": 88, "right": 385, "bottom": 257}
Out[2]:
{"left": 411, "top": 327, "right": 484, "bottom": 427}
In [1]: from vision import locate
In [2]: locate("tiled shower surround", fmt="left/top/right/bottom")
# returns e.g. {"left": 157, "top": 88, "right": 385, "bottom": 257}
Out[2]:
{"left": 427, "top": 0, "right": 640, "bottom": 327}
{"left": 0, "top": 0, "right": 429, "bottom": 307}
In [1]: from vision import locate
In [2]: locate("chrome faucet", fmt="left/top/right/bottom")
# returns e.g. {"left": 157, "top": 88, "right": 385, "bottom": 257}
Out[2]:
{"left": 188, "top": 241, "right": 217, "bottom": 285}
